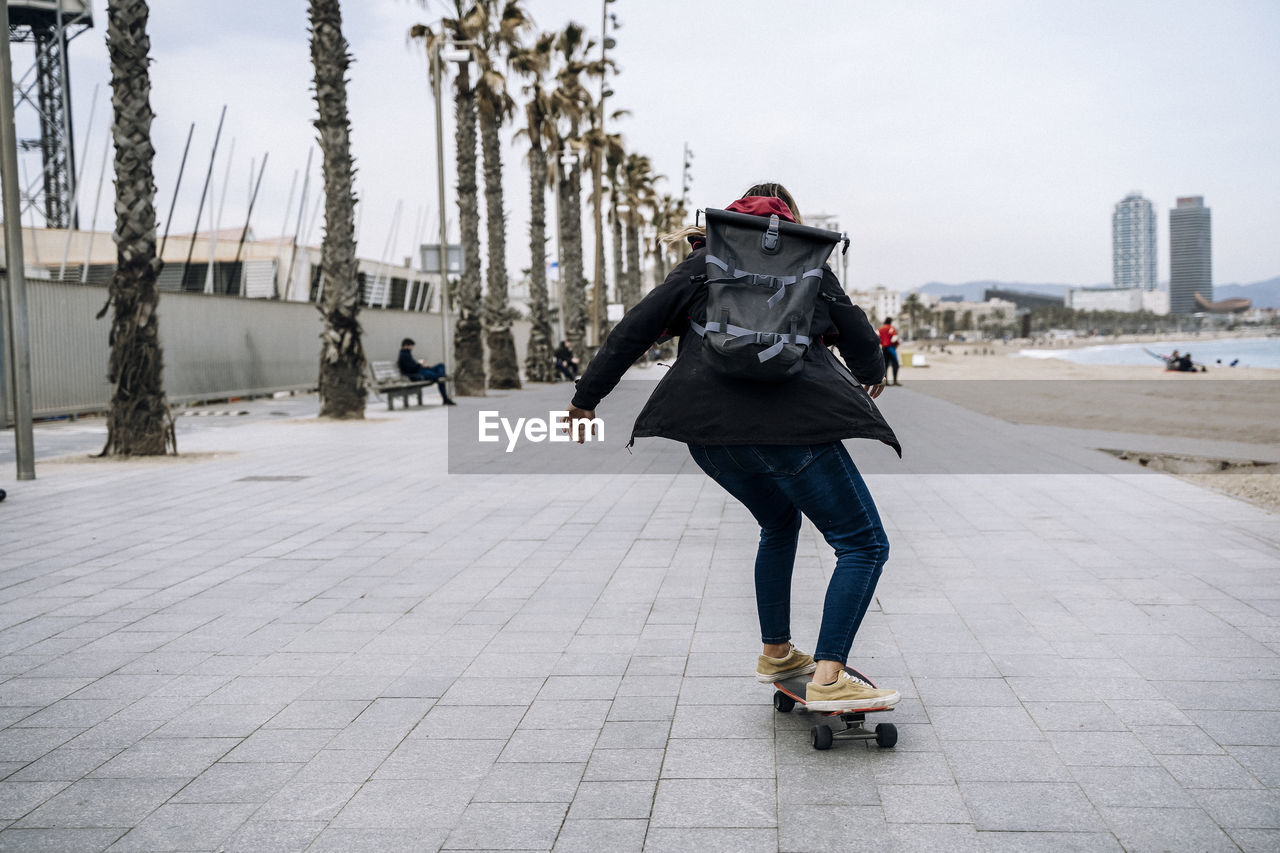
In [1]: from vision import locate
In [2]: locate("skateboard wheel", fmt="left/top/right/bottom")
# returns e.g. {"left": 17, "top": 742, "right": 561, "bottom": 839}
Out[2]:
{"left": 773, "top": 691, "right": 795, "bottom": 713}
{"left": 0, "top": 489, "right": 5, "bottom": 503}
{"left": 811, "top": 724, "right": 833, "bottom": 751}
{"left": 875, "top": 722, "right": 898, "bottom": 748}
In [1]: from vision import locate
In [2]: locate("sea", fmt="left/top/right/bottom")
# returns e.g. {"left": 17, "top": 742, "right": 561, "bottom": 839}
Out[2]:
{"left": 1014, "top": 336, "right": 1280, "bottom": 369}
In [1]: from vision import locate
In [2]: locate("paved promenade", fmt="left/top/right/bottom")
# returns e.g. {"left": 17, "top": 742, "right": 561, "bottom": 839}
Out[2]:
{"left": 0, "top": 383, "right": 1277, "bottom": 851}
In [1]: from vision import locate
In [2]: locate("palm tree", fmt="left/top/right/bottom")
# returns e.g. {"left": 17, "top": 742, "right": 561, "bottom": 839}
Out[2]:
{"left": 549, "top": 23, "right": 596, "bottom": 357}
{"left": 648, "top": 192, "right": 682, "bottom": 290}
{"left": 310, "top": 0, "right": 366, "bottom": 419}
{"left": 620, "top": 153, "right": 659, "bottom": 312}
{"left": 99, "top": 0, "right": 174, "bottom": 456}
{"left": 474, "top": 0, "right": 530, "bottom": 389}
{"left": 606, "top": 140, "right": 625, "bottom": 309}
{"left": 412, "top": 6, "right": 485, "bottom": 395}
{"left": 510, "top": 30, "right": 557, "bottom": 382}
{"left": 901, "top": 292, "right": 923, "bottom": 341}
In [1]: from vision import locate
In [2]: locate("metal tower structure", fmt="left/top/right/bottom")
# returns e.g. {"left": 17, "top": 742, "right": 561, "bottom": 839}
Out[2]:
{"left": 7, "top": 1, "right": 93, "bottom": 230}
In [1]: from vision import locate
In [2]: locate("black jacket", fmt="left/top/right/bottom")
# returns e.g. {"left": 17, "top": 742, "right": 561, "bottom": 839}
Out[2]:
{"left": 571, "top": 246, "right": 901, "bottom": 454}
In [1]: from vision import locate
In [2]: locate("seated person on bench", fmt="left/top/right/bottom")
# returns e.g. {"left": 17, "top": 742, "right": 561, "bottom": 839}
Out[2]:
{"left": 397, "top": 338, "right": 456, "bottom": 405}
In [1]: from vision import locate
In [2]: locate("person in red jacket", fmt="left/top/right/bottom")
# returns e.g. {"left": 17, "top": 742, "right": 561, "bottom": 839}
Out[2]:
{"left": 878, "top": 318, "right": 901, "bottom": 386}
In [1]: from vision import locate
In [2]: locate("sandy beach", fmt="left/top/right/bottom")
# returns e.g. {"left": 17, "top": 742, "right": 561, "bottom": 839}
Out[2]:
{"left": 888, "top": 338, "right": 1280, "bottom": 510}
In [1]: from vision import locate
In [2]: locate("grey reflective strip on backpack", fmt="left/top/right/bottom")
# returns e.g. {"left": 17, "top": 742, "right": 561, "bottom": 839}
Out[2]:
{"left": 706, "top": 255, "right": 826, "bottom": 307}
{"left": 689, "top": 319, "right": 811, "bottom": 362}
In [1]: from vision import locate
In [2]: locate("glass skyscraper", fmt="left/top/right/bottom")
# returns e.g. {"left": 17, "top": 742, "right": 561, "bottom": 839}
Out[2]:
{"left": 1169, "top": 196, "right": 1212, "bottom": 315}
{"left": 1112, "top": 192, "right": 1156, "bottom": 291}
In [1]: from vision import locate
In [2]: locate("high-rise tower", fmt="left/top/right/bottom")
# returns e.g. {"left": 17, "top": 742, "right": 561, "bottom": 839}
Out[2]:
{"left": 1168, "top": 196, "right": 1212, "bottom": 315}
{"left": 1112, "top": 192, "right": 1156, "bottom": 291}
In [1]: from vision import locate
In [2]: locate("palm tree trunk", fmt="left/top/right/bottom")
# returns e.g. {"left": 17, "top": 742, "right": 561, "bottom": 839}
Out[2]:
{"left": 559, "top": 159, "right": 586, "bottom": 356}
{"left": 611, "top": 193, "right": 625, "bottom": 311}
{"left": 523, "top": 147, "right": 555, "bottom": 382}
{"left": 452, "top": 62, "right": 486, "bottom": 395}
{"left": 310, "top": 0, "right": 366, "bottom": 419}
{"left": 100, "top": 0, "right": 174, "bottom": 456}
{"left": 625, "top": 211, "right": 641, "bottom": 312}
{"left": 478, "top": 106, "right": 520, "bottom": 389}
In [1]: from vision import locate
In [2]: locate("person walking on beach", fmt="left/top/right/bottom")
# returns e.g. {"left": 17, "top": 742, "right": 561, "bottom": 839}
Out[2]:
{"left": 564, "top": 183, "right": 902, "bottom": 711}
{"left": 878, "top": 317, "right": 901, "bottom": 386}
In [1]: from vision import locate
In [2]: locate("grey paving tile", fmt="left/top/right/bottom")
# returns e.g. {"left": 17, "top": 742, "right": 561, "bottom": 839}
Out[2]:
{"left": 778, "top": 804, "right": 888, "bottom": 852}
{"left": 1192, "top": 788, "right": 1280, "bottom": 829}
{"left": 255, "top": 781, "right": 359, "bottom": 821}
{"left": 650, "top": 778, "right": 775, "bottom": 827}
{"left": 583, "top": 748, "right": 663, "bottom": 782}
{"left": 670, "top": 703, "right": 772, "bottom": 739}
{"left": 1047, "top": 730, "right": 1160, "bottom": 766}
{"left": 0, "top": 781, "right": 70, "bottom": 821}
{"left": 567, "top": 780, "right": 655, "bottom": 819}
{"left": 889, "top": 823, "right": 983, "bottom": 852}
{"left": 219, "top": 819, "right": 326, "bottom": 852}
{"left": 89, "top": 737, "right": 237, "bottom": 779}
{"left": 472, "top": 758, "right": 589, "bottom": 809}
{"left": 6, "top": 747, "right": 117, "bottom": 782}
{"left": 0, "top": 827, "right": 127, "bottom": 852}
{"left": 307, "top": 825, "right": 450, "bottom": 852}
{"left": 103, "top": 802, "right": 257, "bottom": 852}
{"left": 553, "top": 817, "right": 647, "bottom": 853}
{"left": 1228, "top": 827, "right": 1280, "bottom": 853}
{"left": 443, "top": 801, "right": 567, "bottom": 849}
{"left": 14, "top": 778, "right": 187, "bottom": 828}
{"left": 1099, "top": 805, "right": 1238, "bottom": 851}
{"left": 880, "top": 783, "right": 970, "bottom": 823}
{"left": 642, "top": 827, "right": 776, "bottom": 852}
{"left": 1158, "top": 753, "right": 1263, "bottom": 789}
{"left": 959, "top": 781, "right": 1104, "bottom": 832}
{"left": 661, "top": 737, "right": 773, "bottom": 779}
{"left": 595, "top": 720, "right": 671, "bottom": 749}
{"left": 976, "top": 830, "right": 1122, "bottom": 851}
{"left": 1069, "top": 765, "right": 1193, "bottom": 808}
{"left": 170, "top": 761, "right": 301, "bottom": 804}
{"left": 329, "top": 779, "right": 472, "bottom": 829}
{"left": 499, "top": 729, "right": 599, "bottom": 763}
{"left": 373, "top": 737, "right": 503, "bottom": 782}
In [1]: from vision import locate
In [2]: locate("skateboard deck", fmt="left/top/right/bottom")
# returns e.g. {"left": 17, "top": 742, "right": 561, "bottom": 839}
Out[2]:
{"left": 771, "top": 664, "right": 897, "bottom": 751}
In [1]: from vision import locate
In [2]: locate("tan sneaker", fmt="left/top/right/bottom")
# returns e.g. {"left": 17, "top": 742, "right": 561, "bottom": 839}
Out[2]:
{"left": 755, "top": 644, "right": 818, "bottom": 683}
{"left": 804, "top": 669, "right": 900, "bottom": 711}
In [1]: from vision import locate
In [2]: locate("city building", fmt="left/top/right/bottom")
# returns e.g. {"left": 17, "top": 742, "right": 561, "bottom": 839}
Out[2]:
{"left": 1066, "top": 286, "right": 1169, "bottom": 315}
{"left": 1112, "top": 192, "right": 1157, "bottom": 291}
{"left": 6, "top": 226, "right": 432, "bottom": 311}
{"left": 1169, "top": 196, "right": 1212, "bottom": 314}
{"left": 983, "top": 287, "right": 1065, "bottom": 310}
{"left": 845, "top": 285, "right": 900, "bottom": 324}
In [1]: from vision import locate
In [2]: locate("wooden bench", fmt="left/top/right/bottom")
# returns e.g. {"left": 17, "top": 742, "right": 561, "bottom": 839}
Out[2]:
{"left": 368, "top": 360, "right": 438, "bottom": 410}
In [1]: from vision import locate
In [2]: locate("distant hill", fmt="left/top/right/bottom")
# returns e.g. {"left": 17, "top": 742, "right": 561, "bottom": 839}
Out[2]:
{"left": 910, "top": 276, "right": 1280, "bottom": 308}
{"left": 1217, "top": 276, "right": 1280, "bottom": 309}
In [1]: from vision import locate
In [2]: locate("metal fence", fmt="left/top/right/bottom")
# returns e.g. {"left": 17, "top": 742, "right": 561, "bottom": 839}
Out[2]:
{"left": 2, "top": 277, "right": 525, "bottom": 421}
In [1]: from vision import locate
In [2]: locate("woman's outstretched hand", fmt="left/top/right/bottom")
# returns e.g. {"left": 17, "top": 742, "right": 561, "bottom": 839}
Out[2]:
{"left": 865, "top": 382, "right": 886, "bottom": 399}
{"left": 560, "top": 405, "right": 599, "bottom": 444}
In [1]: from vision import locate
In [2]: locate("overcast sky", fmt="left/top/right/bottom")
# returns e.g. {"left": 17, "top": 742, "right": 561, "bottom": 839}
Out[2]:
{"left": 35, "top": 0, "right": 1280, "bottom": 291}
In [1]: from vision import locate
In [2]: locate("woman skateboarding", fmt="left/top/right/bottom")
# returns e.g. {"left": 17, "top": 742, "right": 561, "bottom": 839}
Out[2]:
{"left": 565, "top": 182, "right": 901, "bottom": 712}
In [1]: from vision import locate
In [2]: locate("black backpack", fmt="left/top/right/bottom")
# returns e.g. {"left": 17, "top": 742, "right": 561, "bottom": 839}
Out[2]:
{"left": 691, "top": 208, "right": 843, "bottom": 381}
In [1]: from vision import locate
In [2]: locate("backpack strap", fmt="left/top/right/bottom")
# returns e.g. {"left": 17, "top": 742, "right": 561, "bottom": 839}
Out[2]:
{"left": 689, "top": 319, "right": 812, "bottom": 363}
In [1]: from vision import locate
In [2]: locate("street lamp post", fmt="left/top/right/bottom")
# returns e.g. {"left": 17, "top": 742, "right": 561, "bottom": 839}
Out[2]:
{"left": 429, "top": 37, "right": 473, "bottom": 387}
{"left": 0, "top": 30, "right": 36, "bottom": 480}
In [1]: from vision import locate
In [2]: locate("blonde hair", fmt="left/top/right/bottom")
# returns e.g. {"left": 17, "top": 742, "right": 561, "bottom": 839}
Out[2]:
{"left": 660, "top": 181, "right": 802, "bottom": 247}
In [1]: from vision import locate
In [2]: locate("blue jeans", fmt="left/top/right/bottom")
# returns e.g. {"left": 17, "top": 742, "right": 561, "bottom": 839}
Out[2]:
{"left": 687, "top": 442, "right": 889, "bottom": 664}
{"left": 408, "top": 364, "right": 451, "bottom": 400}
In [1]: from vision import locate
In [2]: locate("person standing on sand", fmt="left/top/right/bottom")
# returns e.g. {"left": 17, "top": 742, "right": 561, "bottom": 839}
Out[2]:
{"left": 563, "top": 182, "right": 902, "bottom": 712}
{"left": 878, "top": 317, "right": 901, "bottom": 386}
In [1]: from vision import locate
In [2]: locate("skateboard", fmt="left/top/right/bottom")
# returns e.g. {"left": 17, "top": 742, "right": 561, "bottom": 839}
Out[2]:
{"left": 771, "top": 664, "right": 897, "bottom": 751}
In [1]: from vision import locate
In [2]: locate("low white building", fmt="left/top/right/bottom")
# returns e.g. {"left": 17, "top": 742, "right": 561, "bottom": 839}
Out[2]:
{"left": 846, "top": 285, "right": 901, "bottom": 324}
{"left": 1067, "top": 286, "right": 1169, "bottom": 315}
